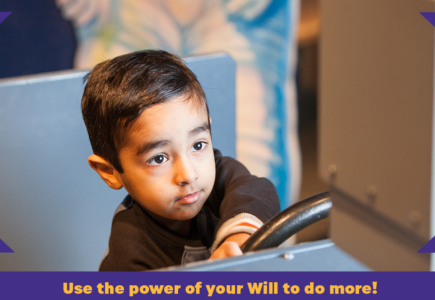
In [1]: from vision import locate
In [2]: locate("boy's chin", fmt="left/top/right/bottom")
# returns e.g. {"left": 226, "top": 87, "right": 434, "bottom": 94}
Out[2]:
{"left": 173, "top": 207, "right": 202, "bottom": 221}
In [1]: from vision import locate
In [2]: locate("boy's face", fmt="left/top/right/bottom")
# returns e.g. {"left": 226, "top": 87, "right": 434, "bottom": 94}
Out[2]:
{"left": 115, "top": 96, "right": 215, "bottom": 223}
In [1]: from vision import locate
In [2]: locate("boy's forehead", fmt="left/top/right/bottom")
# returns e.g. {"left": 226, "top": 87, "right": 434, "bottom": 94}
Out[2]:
{"left": 140, "top": 96, "right": 208, "bottom": 126}
{"left": 124, "top": 97, "right": 210, "bottom": 147}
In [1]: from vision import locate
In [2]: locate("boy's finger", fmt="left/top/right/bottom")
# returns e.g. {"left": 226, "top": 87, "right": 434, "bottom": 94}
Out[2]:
{"left": 210, "top": 241, "right": 243, "bottom": 259}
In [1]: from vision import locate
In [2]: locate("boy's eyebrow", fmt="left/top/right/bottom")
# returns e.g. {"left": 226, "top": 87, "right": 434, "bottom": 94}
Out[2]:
{"left": 136, "top": 140, "right": 171, "bottom": 156}
{"left": 188, "top": 122, "right": 210, "bottom": 138}
{"left": 136, "top": 122, "right": 210, "bottom": 156}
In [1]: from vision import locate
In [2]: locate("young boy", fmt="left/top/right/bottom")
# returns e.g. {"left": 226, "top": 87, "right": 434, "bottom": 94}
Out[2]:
{"left": 81, "top": 50, "right": 280, "bottom": 271}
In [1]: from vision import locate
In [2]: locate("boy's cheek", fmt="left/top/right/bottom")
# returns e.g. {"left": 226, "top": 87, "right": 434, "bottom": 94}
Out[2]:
{"left": 202, "top": 152, "right": 215, "bottom": 173}
{"left": 138, "top": 179, "right": 170, "bottom": 198}
{"left": 210, "top": 154, "right": 217, "bottom": 178}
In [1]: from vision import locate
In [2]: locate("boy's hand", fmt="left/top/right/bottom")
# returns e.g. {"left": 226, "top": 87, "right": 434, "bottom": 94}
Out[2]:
{"left": 209, "top": 233, "right": 251, "bottom": 260}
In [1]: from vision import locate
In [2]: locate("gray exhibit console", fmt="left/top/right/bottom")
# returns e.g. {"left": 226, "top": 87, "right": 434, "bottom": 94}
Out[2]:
{"left": 0, "top": 54, "right": 235, "bottom": 271}
{"left": 319, "top": 0, "right": 434, "bottom": 271}
{"left": 169, "top": 240, "right": 368, "bottom": 271}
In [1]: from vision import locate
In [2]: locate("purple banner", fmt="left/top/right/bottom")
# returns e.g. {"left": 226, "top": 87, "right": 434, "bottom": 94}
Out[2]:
{"left": 0, "top": 12, "right": 11, "bottom": 25}
{"left": 0, "top": 272, "right": 433, "bottom": 299}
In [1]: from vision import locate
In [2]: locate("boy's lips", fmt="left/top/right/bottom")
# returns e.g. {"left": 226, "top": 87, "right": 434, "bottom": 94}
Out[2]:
{"left": 176, "top": 191, "right": 201, "bottom": 204}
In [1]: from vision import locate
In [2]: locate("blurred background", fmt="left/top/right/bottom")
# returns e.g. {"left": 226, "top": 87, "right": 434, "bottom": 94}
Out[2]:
{"left": 295, "top": 0, "right": 327, "bottom": 243}
{"left": 0, "top": 0, "right": 326, "bottom": 244}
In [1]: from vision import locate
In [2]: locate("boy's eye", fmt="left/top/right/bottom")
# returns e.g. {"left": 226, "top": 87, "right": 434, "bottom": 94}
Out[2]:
{"left": 148, "top": 154, "right": 168, "bottom": 165}
{"left": 192, "top": 141, "right": 206, "bottom": 152}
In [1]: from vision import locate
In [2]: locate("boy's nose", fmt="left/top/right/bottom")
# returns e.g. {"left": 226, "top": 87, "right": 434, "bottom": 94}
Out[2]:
{"left": 174, "top": 157, "right": 199, "bottom": 186}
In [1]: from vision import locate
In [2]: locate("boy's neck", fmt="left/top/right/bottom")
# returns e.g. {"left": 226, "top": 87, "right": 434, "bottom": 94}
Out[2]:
{"left": 142, "top": 206, "right": 192, "bottom": 237}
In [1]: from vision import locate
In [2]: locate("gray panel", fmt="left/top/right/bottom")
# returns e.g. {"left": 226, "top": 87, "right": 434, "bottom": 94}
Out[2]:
{"left": 167, "top": 240, "right": 369, "bottom": 271}
{"left": 0, "top": 54, "right": 235, "bottom": 271}
{"left": 319, "top": 0, "right": 434, "bottom": 270}
{"left": 185, "top": 54, "right": 236, "bottom": 158}
{"left": 330, "top": 189, "right": 429, "bottom": 271}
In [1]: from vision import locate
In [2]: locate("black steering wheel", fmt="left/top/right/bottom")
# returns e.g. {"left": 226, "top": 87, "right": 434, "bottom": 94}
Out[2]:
{"left": 240, "top": 191, "right": 331, "bottom": 253}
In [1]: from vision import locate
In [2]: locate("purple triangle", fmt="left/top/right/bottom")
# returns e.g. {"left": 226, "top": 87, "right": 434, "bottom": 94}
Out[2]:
{"left": 421, "top": 12, "right": 435, "bottom": 27}
{"left": 0, "top": 239, "right": 13, "bottom": 253}
{"left": 418, "top": 235, "right": 435, "bottom": 253}
{"left": 0, "top": 12, "right": 11, "bottom": 25}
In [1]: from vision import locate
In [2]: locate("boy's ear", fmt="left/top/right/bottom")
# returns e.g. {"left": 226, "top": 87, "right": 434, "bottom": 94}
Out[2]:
{"left": 88, "top": 155, "right": 124, "bottom": 190}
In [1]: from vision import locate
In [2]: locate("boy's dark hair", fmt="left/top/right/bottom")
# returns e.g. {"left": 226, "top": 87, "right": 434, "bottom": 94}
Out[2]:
{"left": 82, "top": 50, "right": 209, "bottom": 173}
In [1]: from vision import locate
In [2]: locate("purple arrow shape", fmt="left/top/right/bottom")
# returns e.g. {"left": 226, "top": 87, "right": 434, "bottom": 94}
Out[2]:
{"left": 0, "top": 12, "right": 11, "bottom": 25}
{"left": 0, "top": 239, "right": 13, "bottom": 253}
{"left": 421, "top": 12, "right": 435, "bottom": 27}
